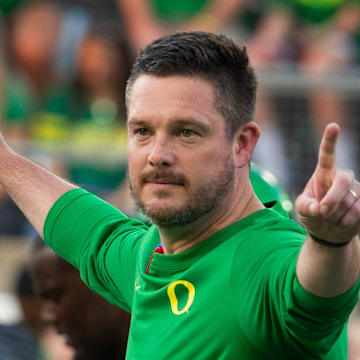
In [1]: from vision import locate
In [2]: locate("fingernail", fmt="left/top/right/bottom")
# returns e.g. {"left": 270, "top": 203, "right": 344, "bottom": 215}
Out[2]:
{"left": 320, "top": 205, "right": 328, "bottom": 216}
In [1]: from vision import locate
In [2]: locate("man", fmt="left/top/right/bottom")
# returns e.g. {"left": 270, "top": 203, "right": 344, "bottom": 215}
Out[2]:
{"left": 31, "top": 239, "right": 130, "bottom": 360}
{"left": 0, "top": 31, "right": 359, "bottom": 359}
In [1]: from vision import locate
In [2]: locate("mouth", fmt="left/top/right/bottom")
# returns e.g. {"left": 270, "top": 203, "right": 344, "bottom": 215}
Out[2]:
{"left": 141, "top": 171, "right": 185, "bottom": 187}
{"left": 147, "top": 180, "right": 182, "bottom": 185}
{"left": 56, "top": 328, "right": 76, "bottom": 347}
{"left": 145, "top": 181, "right": 183, "bottom": 190}
{"left": 144, "top": 175, "right": 184, "bottom": 185}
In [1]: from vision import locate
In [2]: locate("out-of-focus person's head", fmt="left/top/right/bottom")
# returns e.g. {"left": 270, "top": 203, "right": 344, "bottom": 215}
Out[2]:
{"left": 32, "top": 241, "right": 130, "bottom": 360}
{"left": 14, "top": 266, "right": 44, "bottom": 334}
{"left": 10, "top": 0, "right": 61, "bottom": 71}
{"left": 75, "top": 21, "right": 133, "bottom": 99}
{"left": 126, "top": 31, "right": 257, "bottom": 140}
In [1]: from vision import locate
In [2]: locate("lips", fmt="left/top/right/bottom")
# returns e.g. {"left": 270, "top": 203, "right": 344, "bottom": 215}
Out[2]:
{"left": 146, "top": 180, "right": 182, "bottom": 185}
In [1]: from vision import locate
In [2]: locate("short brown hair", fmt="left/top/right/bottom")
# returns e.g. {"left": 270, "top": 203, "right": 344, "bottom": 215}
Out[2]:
{"left": 126, "top": 31, "right": 257, "bottom": 139}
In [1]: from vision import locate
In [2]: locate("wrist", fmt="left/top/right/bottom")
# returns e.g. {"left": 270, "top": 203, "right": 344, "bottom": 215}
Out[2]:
{"left": 309, "top": 233, "right": 353, "bottom": 248}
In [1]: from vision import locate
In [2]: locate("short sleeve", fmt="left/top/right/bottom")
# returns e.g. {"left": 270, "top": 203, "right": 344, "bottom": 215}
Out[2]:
{"left": 231, "top": 227, "right": 360, "bottom": 358}
{"left": 44, "top": 188, "right": 149, "bottom": 311}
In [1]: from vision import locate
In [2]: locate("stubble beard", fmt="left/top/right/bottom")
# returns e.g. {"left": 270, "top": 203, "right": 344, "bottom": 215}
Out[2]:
{"left": 129, "top": 155, "right": 236, "bottom": 228}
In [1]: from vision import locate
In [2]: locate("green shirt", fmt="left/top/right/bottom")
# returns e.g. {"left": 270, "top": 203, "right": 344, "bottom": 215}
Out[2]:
{"left": 0, "top": 0, "right": 27, "bottom": 17}
{"left": 271, "top": 0, "right": 358, "bottom": 25}
{"left": 250, "top": 162, "right": 293, "bottom": 217}
{"left": 148, "top": 0, "right": 208, "bottom": 23}
{"left": 44, "top": 189, "right": 360, "bottom": 359}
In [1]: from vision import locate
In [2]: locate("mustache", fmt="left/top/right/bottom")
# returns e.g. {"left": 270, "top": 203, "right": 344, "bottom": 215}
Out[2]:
{"left": 140, "top": 170, "right": 186, "bottom": 185}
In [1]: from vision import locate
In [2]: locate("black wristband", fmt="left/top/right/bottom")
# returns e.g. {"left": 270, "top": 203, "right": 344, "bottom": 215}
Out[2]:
{"left": 309, "top": 233, "right": 353, "bottom": 248}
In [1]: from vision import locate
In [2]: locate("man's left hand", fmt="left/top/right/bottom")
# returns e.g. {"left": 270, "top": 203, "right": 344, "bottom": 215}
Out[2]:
{"left": 296, "top": 123, "right": 360, "bottom": 244}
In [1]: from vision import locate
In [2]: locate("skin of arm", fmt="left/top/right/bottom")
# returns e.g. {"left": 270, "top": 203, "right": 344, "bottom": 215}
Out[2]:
{"left": 117, "top": 0, "right": 165, "bottom": 52}
{"left": 182, "top": 0, "right": 244, "bottom": 32}
{"left": 0, "top": 136, "right": 76, "bottom": 237}
{"left": 296, "top": 123, "right": 360, "bottom": 297}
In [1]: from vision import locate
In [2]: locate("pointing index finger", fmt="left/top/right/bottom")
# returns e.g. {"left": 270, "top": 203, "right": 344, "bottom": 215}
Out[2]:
{"left": 317, "top": 123, "right": 339, "bottom": 173}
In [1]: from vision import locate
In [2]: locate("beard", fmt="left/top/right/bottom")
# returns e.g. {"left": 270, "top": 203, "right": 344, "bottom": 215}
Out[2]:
{"left": 129, "top": 155, "right": 235, "bottom": 228}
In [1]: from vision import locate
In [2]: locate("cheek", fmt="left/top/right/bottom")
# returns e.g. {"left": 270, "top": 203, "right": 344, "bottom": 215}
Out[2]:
{"left": 61, "top": 293, "right": 84, "bottom": 321}
{"left": 127, "top": 161, "right": 139, "bottom": 186}
{"left": 192, "top": 152, "right": 232, "bottom": 182}
{"left": 187, "top": 151, "right": 220, "bottom": 176}
{"left": 128, "top": 152, "right": 146, "bottom": 178}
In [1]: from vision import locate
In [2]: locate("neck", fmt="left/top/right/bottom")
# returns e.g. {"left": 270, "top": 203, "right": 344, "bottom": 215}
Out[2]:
{"left": 158, "top": 179, "right": 264, "bottom": 254}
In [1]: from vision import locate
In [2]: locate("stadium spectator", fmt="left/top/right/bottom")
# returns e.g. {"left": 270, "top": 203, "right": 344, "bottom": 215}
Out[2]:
{"left": 32, "top": 239, "right": 130, "bottom": 360}
{"left": 248, "top": 0, "right": 360, "bottom": 188}
{"left": 0, "top": 0, "right": 28, "bottom": 20}
{"left": 2, "top": 0, "right": 62, "bottom": 151}
{"left": 62, "top": 22, "right": 133, "bottom": 195}
{"left": 0, "top": 265, "right": 74, "bottom": 360}
{"left": 0, "top": 8, "right": 32, "bottom": 235}
{"left": 117, "top": 0, "right": 245, "bottom": 52}
{"left": 53, "top": 0, "right": 125, "bottom": 79}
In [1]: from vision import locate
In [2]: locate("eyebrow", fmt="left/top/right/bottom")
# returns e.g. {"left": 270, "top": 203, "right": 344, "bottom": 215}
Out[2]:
{"left": 128, "top": 117, "right": 211, "bottom": 133}
{"left": 127, "top": 119, "right": 148, "bottom": 128}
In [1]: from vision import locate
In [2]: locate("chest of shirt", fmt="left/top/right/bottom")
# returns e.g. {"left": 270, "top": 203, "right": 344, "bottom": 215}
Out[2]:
{"left": 126, "top": 253, "right": 267, "bottom": 359}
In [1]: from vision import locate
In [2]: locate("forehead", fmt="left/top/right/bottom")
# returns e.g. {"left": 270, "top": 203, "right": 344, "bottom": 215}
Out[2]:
{"left": 127, "top": 75, "right": 223, "bottom": 125}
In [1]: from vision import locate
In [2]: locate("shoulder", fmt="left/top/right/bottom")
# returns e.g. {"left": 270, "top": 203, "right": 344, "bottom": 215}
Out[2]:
{"left": 232, "top": 209, "right": 306, "bottom": 262}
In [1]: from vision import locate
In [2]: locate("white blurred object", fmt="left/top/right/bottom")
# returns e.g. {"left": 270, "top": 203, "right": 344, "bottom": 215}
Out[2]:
{"left": 0, "top": 292, "right": 22, "bottom": 325}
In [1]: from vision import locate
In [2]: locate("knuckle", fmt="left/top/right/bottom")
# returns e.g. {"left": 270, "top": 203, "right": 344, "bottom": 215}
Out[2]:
{"left": 294, "top": 195, "right": 304, "bottom": 209}
{"left": 337, "top": 170, "right": 353, "bottom": 188}
{"left": 343, "top": 193, "right": 354, "bottom": 208}
{"left": 354, "top": 199, "right": 360, "bottom": 214}
{"left": 341, "top": 214, "right": 354, "bottom": 228}
{"left": 342, "top": 200, "right": 360, "bottom": 227}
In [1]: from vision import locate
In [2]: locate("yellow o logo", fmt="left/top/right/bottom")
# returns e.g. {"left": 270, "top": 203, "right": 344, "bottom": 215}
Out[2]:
{"left": 167, "top": 280, "right": 195, "bottom": 315}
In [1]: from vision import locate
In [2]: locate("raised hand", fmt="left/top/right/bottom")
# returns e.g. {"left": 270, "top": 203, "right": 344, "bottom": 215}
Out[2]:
{"left": 296, "top": 123, "right": 360, "bottom": 244}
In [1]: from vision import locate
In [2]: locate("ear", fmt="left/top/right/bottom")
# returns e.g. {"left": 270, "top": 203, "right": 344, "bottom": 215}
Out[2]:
{"left": 232, "top": 122, "right": 260, "bottom": 168}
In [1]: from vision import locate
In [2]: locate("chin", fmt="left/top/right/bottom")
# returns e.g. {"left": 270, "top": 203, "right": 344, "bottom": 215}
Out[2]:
{"left": 145, "top": 199, "right": 184, "bottom": 214}
{"left": 145, "top": 203, "right": 200, "bottom": 228}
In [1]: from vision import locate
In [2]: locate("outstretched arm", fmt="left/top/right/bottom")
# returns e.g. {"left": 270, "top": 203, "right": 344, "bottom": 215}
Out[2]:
{"left": 0, "top": 134, "right": 76, "bottom": 237}
{"left": 296, "top": 123, "right": 360, "bottom": 297}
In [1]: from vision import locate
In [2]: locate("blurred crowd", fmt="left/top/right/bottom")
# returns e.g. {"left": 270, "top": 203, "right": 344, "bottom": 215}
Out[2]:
{"left": 0, "top": 0, "right": 360, "bottom": 359}
{"left": 0, "top": 0, "right": 360, "bottom": 236}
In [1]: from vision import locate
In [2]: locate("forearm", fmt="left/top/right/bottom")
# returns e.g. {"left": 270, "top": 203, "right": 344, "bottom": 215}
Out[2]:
{"left": 0, "top": 151, "right": 77, "bottom": 236}
{"left": 205, "top": 0, "right": 243, "bottom": 25}
{"left": 117, "top": 0, "right": 164, "bottom": 51}
{"left": 184, "top": 0, "right": 242, "bottom": 32}
{"left": 294, "top": 124, "right": 360, "bottom": 298}
{"left": 296, "top": 235, "right": 360, "bottom": 297}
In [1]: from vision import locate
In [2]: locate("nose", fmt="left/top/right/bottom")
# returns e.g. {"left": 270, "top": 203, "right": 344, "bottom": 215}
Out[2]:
{"left": 41, "top": 301, "right": 59, "bottom": 326}
{"left": 148, "top": 137, "right": 175, "bottom": 168}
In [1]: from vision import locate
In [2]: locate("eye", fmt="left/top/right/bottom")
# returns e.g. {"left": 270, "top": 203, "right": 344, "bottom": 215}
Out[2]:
{"left": 181, "top": 129, "right": 196, "bottom": 138}
{"left": 135, "top": 128, "right": 149, "bottom": 136}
